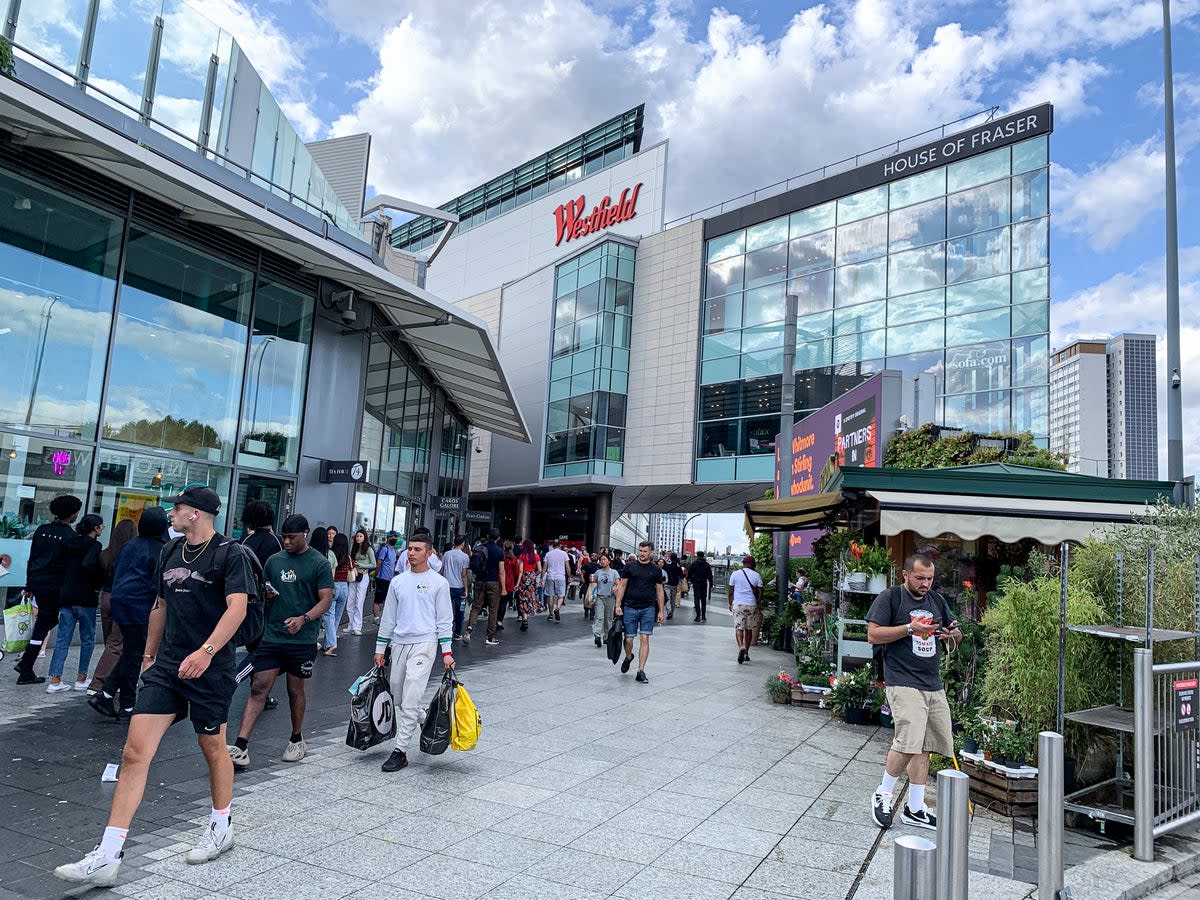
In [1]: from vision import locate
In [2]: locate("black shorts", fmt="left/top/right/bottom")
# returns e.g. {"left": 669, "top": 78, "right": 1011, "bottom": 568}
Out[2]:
{"left": 134, "top": 660, "right": 236, "bottom": 735}
{"left": 251, "top": 642, "right": 317, "bottom": 679}
{"left": 374, "top": 578, "right": 391, "bottom": 605}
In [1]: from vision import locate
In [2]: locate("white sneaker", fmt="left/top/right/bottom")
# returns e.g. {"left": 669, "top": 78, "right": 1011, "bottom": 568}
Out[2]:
{"left": 54, "top": 846, "right": 121, "bottom": 885}
{"left": 227, "top": 745, "right": 250, "bottom": 769}
{"left": 73, "top": 680, "right": 89, "bottom": 692}
{"left": 186, "top": 820, "right": 233, "bottom": 864}
{"left": 282, "top": 738, "right": 306, "bottom": 762}
{"left": 46, "top": 681, "right": 72, "bottom": 694}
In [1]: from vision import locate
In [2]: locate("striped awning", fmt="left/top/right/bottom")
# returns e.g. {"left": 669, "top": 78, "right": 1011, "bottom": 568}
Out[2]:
{"left": 743, "top": 492, "right": 846, "bottom": 535}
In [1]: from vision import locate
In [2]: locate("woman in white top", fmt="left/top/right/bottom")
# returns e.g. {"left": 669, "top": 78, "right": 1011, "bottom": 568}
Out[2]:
{"left": 343, "top": 529, "right": 376, "bottom": 636}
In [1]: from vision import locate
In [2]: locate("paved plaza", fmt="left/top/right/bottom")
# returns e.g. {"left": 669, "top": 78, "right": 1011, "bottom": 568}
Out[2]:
{"left": 0, "top": 601, "right": 1190, "bottom": 900}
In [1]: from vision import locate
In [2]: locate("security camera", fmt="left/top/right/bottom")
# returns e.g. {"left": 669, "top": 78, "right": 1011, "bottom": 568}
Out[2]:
{"left": 1171, "top": 368, "right": 1181, "bottom": 390}
{"left": 474, "top": 444, "right": 483, "bottom": 454}
{"left": 341, "top": 307, "right": 357, "bottom": 326}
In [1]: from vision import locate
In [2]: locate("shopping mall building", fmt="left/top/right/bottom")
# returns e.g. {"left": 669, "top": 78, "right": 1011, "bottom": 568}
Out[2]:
{"left": 0, "top": 5, "right": 526, "bottom": 581}
{"left": 396, "top": 103, "right": 1054, "bottom": 548}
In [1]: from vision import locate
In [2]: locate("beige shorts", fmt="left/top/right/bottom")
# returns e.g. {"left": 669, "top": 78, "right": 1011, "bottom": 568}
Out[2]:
{"left": 732, "top": 605, "right": 760, "bottom": 629}
{"left": 886, "top": 685, "right": 954, "bottom": 757}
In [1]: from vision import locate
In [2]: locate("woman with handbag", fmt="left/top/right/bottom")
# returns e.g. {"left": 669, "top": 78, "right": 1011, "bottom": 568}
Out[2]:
{"left": 322, "top": 533, "right": 352, "bottom": 656}
{"left": 344, "top": 529, "right": 375, "bottom": 636}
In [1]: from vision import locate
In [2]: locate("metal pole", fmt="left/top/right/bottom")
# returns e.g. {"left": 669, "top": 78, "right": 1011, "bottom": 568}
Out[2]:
{"left": 776, "top": 292, "right": 798, "bottom": 616}
{"left": 1134, "top": 647, "right": 1155, "bottom": 861}
{"left": 197, "top": 52, "right": 219, "bottom": 154}
{"left": 894, "top": 834, "right": 937, "bottom": 900}
{"left": 73, "top": 0, "right": 100, "bottom": 89}
{"left": 935, "top": 769, "right": 970, "bottom": 900}
{"left": 139, "top": 15, "right": 164, "bottom": 125}
{"left": 1058, "top": 542, "right": 1070, "bottom": 736}
{"left": 1038, "top": 732, "right": 1065, "bottom": 900}
{"left": 3, "top": 0, "right": 21, "bottom": 41}
{"left": 1163, "top": 0, "right": 1183, "bottom": 483}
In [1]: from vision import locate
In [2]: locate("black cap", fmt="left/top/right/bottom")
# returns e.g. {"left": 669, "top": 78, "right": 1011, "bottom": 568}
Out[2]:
{"left": 162, "top": 486, "right": 221, "bottom": 515}
{"left": 280, "top": 514, "right": 309, "bottom": 534}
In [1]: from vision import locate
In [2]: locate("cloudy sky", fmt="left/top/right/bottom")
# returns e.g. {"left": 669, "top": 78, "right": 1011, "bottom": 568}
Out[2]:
{"left": 174, "top": 0, "right": 1197, "bottom": 551}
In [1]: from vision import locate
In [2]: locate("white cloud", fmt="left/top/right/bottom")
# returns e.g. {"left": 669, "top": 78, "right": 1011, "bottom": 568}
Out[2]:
{"left": 1008, "top": 58, "right": 1108, "bottom": 121}
{"left": 1054, "top": 139, "right": 1168, "bottom": 251}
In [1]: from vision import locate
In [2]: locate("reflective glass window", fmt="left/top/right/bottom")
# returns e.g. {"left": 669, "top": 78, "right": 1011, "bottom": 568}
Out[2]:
{"left": 834, "top": 299, "right": 886, "bottom": 336}
{"left": 704, "top": 294, "right": 741, "bottom": 334}
{"left": 834, "top": 359, "right": 884, "bottom": 395}
{"left": 702, "top": 332, "right": 741, "bottom": 359}
{"left": 795, "top": 311, "right": 833, "bottom": 344}
{"left": 790, "top": 202, "right": 836, "bottom": 238}
{"left": 836, "top": 257, "right": 886, "bottom": 306}
{"left": 740, "top": 377, "right": 782, "bottom": 416}
{"left": 1012, "top": 218, "right": 1049, "bottom": 271}
{"left": 944, "top": 390, "right": 1011, "bottom": 433}
{"left": 1012, "top": 335, "right": 1049, "bottom": 387}
{"left": 888, "top": 244, "right": 945, "bottom": 296}
{"left": 796, "top": 338, "right": 833, "bottom": 370}
{"left": 788, "top": 229, "right": 834, "bottom": 276}
{"left": 553, "top": 325, "right": 572, "bottom": 357}
{"left": 1012, "top": 300, "right": 1049, "bottom": 337}
{"left": 700, "top": 383, "right": 739, "bottom": 420}
{"left": 706, "top": 256, "right": 744, "bottom": 297}
{"left": 889, "top": 197, "right": 946, "bottom": 252}
{"left": 238, "top": 278, "right": 313, "bottom": 472}
{"left": 744, "top": 241, "right": 789, "bottom": 290}
{"left": 707, "top": 231, "right": 745, "bottom": 264}
{"left": 699, "top": 420, "right": 738, "bottom": 458}
{"left": 1012, "top": 170, "right": 1048, "bottom": 222}
{"left": 1012, "top": 386, "right": 1049, "bottom": 434}
{"left": 1012, "top": 136, "right": 1048, "bottom": 174}
{"left": 742, "top": 283, "right": 786, "bottom": 326}
{"left": 836, "top": 214, "right": 888, "bottom": 266}
{"left": 741, "top": 417, "right": 779, "bottom": 455}
{"left": 742, "top": 348, "right": 783, "bottom": 378}
{"left": 105, "top": 228, "right": 251, "bottom": 461}
{"left": 575, "top": 279, "right": 601, "bottom": 319}
{"left": 795, "top": 368, "right": 834, "bottom": 411}
{"left": 741, "top": 325, "right": 783, "bottom": 353}
{"left": 945, "top": 340, "right": 1010, "bottom": 393}
{"left": 833, "top": 329, "right": 885, "bottom": 363}
{"left": 947, "top": 180, "right": 1009, "bottom": 238}
{"left": 549, "top": 377, "right": 571, "bottom": 401}
{"left": 788, "top": 269, "right": 834, "bottom": 315}
{"left": 1013, "top": 266, "right": 1049, "bottom": 303}
{"left": 575, "top": 314, "right": 598, "bottom": 351}
{"left": 886, "top": 350, "right": 943, "bottom": 382}
{"left": 555, "top": 268, "right": 578, "bottom": 297}
{"left": 577, "top": 258, "right": 602, "bottom": 286}
{"left": 0, "top": 171, "right": 120, "bottom": 439}
{"left": 701, "top": 355, "right": 740, "bottom": 385}
{"left": 954, "top": 307, "right": 1010, "bottom": 346}
{"left": 945, "top": 274, "right": 1009, "bottom": 316}
{"left": 946, "top": 226, "right": 1009, "bottom": 285}
{"left": 890, "top": 168, "right": 946, "bottom": 209}
{"left": 93, "top": 448, "right": 231, "bottom": 533}
{"left": 746, "top": 218, "right": 789, "bottom": 252}
{"left": 837, "top": 185, "right": 888, "bottom": 223}
{"left": 696, "top": 457, "right": 736, "bottom": 481}
{"left": 887, "top": 319, "right": 945, "bottom": 355}
{"left": 554, "top": 290, "right": 577, "bottom": 323}
{"left": 947, "top": 147, "right": 1010, "bottom": 193}
{"left": 887, "top": 288, "right": 944, "bottom": 326}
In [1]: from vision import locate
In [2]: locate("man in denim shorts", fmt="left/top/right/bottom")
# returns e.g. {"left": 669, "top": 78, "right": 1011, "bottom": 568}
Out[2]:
{"left": 866, "top": 553, "right": 960, "bottom": 832}
{"left": 613, "top": 540, "right": 665, "bottom": 684}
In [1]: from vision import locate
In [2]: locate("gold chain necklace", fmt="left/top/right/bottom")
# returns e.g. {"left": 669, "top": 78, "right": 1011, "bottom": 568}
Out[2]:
{"left": 181, "top": 534, "right": 214, "bottom": 564}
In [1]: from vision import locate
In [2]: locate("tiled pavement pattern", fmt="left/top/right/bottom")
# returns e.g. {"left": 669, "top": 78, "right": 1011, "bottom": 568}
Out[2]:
{"left": 0, "top": 603, "right": 1118, "bottom": 899}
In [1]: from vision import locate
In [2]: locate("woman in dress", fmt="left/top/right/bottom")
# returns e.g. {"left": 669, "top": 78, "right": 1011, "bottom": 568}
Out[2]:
{"left": 516, "top": 539, "right": 540, "bottom": 631}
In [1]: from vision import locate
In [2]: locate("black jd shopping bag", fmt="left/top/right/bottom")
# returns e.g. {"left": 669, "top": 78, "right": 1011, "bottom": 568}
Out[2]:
{"left": 606, "top": 613, "right": 624, "bottom": 665}
{"left": 420, "top": 670, "right": 456, "bottom": 756}
{"left": 346, "top": 666, "right": 397, "bottom": 751}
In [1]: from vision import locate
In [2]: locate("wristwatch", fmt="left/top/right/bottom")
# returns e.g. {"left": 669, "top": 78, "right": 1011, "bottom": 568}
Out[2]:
{"left": 906, "top": 624, "right": 914, "bottom": 636}
{"left": 201, "top": 643, "right": 215, "bottom": 655}
{"left": 301, "top": 612, "right": 310, "bottom": 623}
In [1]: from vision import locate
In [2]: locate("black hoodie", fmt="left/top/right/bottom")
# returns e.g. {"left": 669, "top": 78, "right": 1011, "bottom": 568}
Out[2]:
{"left": 108, "top": 508, "right": 170, "bottom": 626}
{"left": 59, "top": 532, "right": 103, "bottom": 607}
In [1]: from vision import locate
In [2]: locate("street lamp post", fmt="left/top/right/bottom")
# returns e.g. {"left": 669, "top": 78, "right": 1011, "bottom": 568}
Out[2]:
{"left": 1162, "top": 0, "right": 1183, "bottom": 484}
{"left": 25, "top": 293, "right": 61, "bottom": 427}
{"left": 776, "top": 293, "right": 798, "bottom": 615}
{"left": 681, "top": 513, "right": 704, "bottom": 558}
{"left": 247, "top": 335, "right": 277, "bottom": 441}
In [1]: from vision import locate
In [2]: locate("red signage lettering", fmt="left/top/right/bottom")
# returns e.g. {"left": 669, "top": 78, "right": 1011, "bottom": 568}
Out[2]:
{"left": 553, "top": 182, "right": 643, "bottom": 246}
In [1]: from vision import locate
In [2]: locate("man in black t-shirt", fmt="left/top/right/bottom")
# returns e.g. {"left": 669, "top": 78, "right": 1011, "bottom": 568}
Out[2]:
{"left": 55, "top": 486, "right": 255, "bottom": 887}
{"left": 866, "top": 552, "right": 961, "bottom": 833}
{"left": 614, "top": 540, "right": 665, "bottom": 683}
{"left": 464, "top": 528, "right": 506, "bottom": 646}
{"left": 687, "top": 552, "right": 713, "bottom": 622}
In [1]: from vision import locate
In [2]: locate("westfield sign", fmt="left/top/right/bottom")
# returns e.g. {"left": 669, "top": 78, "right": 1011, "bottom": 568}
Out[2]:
{"left": 553, "top": 182, "right": 643, "bottom": 246}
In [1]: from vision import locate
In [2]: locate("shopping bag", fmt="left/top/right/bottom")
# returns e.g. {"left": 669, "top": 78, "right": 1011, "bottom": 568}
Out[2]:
{"left": 606, "top": 613, "right": 624, "bottom": 664}
{"left": 345, "top": 666, "right": 397, "bottom": 751}
{"left": 420, "top": 671, "right": 455, "bottom": 756}
{"left": 3, "top": 601, "right": 32, "bottom": 653}
{"left": 450, "top": 676, "right": 481, "bottom": 751}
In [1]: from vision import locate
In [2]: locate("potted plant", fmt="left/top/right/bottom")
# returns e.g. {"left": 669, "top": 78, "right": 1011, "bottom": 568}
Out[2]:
{"left": 855, "top": 541, "right": 893, "bottom": 594}
{"left": 980, "top": 723, "right": 1004, "bottom": 762}
{"left": 999, "top": 729, "right": 1029, "bottom": 769}
{"left": 961, "top": 714, "right": 986, "bottom": 755}
{"left": 765, "top": 673, "right": 792, "bottom": 704}
{"left": 823, "top": 666, "right": 876, "bottom": 724}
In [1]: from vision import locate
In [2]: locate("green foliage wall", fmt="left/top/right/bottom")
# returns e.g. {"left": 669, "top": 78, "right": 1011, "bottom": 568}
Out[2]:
{"left": 883, "top": 424, "right": 1066, "bottom": 471}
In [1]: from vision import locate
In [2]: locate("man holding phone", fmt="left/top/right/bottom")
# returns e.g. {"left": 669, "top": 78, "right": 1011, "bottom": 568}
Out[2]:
{"left": 228, "top": 514, "right": 332, "bottom": 770}
{"left": 866, "top": 552, "right": 961, "bottom": 831}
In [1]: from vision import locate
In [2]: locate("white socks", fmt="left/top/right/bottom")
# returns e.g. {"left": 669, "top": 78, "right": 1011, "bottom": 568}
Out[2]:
{"left": 210, "top": 806, "right": 231, "bottom": 831}
{"left": 879, "top": 772, "right": 899, "bottom": 795}
{"left": 908, "top": 782, "right": 926, "bottom": 813}
{"left": 99, "top": 826, "right": 127, "bottom": 862}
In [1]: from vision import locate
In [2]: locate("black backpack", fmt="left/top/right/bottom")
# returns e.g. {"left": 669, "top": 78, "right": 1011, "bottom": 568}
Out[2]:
{"left": 870, "top": 586, "right": 950, "bottom": 682}
{"left": 162, "top": 535, "right": 268, "bottom": 650}
{"left": 469, "top": 543, "right": 489, "bottom": 578}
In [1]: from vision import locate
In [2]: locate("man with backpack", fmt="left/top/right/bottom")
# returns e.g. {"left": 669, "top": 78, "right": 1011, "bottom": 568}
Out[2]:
{"left": 371, "top": 531, "right": 400, "bottom": 624}
{"left": 227, "top": 514, "right": 333, "bottom": 770}
{"left": 55, "top": 486, "right": 255, "bottom": 886}
{"left": 867, "top": 553, "right": 961, "bottom": 832}
{"left": 463, "top": 528, "right": 505, "bottom": 646}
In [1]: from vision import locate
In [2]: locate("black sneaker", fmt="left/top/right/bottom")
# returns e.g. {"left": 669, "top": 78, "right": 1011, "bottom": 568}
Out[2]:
{"left": 554, "top": 609, "right": 561, "bottom": 622}
{"left": 381, "top": 750, "right": 409, "bottom": 772}
{"left": 871, "top": 790, "right": 893, "bottom": 829}
{"left": 635, "top": 671, "right": 649, "bottom": 683}
{"left": 496, "top": 624, "right": 505, "bottom": 631}
{"left": 594, "top": 636, "right": 602, "bottom": 647}
{"left": 16, "top": 673, "right": 45, "bottom": 685}
{"left": 520, "top": 621, "right": 528, "bottom": 632}
{"left": 88, "top": 694, "right": 118, "bottom": 719}
{"left": 116, "top": 707, "right": 134, "bottom": 721}
{"left": 737, "top": 649, "right": 746, "bottom": 664}
{"left": 620, "top": 656, "right": 633, "bottom": 674}
{"left": 901, "top": 805, "right": 937, "bottom": 831}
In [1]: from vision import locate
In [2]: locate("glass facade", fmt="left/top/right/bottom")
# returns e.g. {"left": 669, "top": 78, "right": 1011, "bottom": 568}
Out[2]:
{"left": 544, "top": 241, "right": 635, "bottom": 478}
{"left": 697, "top": 135, "right": 1050, "bottom": 483}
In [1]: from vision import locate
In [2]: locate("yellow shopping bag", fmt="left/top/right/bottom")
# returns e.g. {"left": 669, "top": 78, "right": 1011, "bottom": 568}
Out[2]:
{"left": 450, "top": 677, "right": 481, "bottom": 751}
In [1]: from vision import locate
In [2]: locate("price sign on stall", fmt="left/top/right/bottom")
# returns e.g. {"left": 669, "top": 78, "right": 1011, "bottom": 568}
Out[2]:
{"left": 1174, "top": 678, "right": 1198, "bottom": 731}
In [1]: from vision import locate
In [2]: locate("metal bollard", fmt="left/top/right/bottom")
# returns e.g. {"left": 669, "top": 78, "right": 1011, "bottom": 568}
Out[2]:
{"left": 1038, "top": 732, "right": 1065, "bottom": 899}
{"left": 895, "top": 834, "right": 937, "bottom": 900}
{"left": 1133, "top": 646, "right": 1154, "bottom": 862}
{"left": 935, "top": 769, "right": 970, "bottom": 900}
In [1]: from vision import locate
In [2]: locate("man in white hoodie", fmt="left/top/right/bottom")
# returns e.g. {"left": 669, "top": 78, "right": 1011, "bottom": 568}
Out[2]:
{"left": 374, "top": 534, "right": 454, "bottom": 773}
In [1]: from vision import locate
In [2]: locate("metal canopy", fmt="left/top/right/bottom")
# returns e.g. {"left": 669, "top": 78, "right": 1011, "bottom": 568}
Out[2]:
{"left": 0, "top": 67, "right": 530, "bottom": 444}
{"left": 743, "top": 492, "right": 846, "bottom": 534}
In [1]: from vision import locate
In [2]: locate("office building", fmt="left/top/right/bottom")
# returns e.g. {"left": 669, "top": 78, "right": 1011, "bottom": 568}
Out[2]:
{"left": 648, "top": 513, "right": 688, "bottom": 555}
{"left": 1107, "top": 333, "right": 1158, "bottom": 480}
{"left": 1050, "top": 341, "right": 1109, "bottom": 476}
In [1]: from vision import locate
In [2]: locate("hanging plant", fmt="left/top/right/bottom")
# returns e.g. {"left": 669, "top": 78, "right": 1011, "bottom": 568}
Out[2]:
{"left": 0, "top": 36, "right": 14, "bottom": 77}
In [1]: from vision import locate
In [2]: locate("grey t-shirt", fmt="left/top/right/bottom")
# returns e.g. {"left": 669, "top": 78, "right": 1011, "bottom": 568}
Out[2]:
{"left": 866, "top": 586, "right": 955, "bottom": 692}
{"left": 592, "top": 568, "right": 618, "bottom": 598}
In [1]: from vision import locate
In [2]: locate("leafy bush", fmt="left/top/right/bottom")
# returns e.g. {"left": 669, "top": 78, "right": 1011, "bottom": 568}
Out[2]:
{"left": 764, "top": 674, "right": 791, "bottom": 702}
{"left": 884, "top": 424, "right": 1065, "bottom": 471}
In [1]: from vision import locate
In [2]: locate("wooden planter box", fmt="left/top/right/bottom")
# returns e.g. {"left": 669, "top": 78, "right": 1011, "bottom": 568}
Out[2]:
{"left": 791, "top": 686, "right": 828, "bottom": 709}
{"left": 962, "top": 757, "right": 1038, "bottom": 817}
